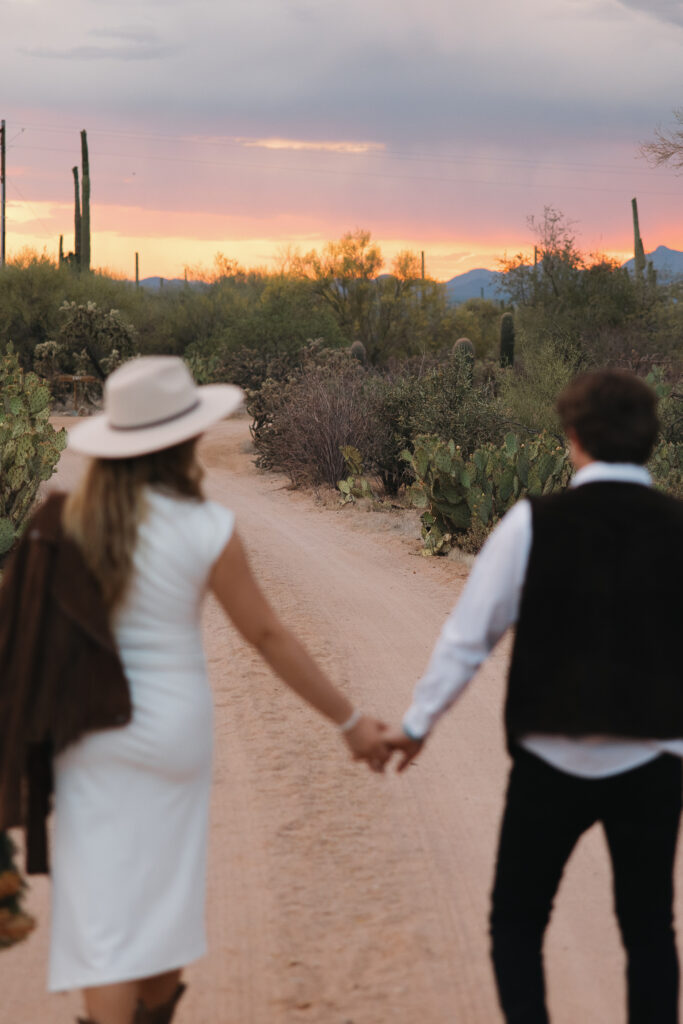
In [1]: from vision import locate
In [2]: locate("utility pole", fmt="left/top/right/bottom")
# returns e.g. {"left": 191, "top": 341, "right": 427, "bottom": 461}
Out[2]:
{"left": 135, "top": 251, "right": 139, "bottom": 287}
{"left": 1, "top": 120, "right": 6, "bottom": 267}
{"left": 421, "top": 250, "right": 425, "bottom": 280}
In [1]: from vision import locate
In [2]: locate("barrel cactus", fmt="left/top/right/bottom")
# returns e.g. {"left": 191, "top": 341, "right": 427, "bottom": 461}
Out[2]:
{"left": 452, "top": 337, "right": 475, "bottom": 385}
{"left": 500, "top": 312, "right": 515, "bottom": 368}
{"left": 0, "top": 345, "right": 67, "bottom": 559}
{"left": 349, "top": 340, "right": 367, "bottom": 364}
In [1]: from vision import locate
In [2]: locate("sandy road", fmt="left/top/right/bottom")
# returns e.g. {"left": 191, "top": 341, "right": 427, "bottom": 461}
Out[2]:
{"left": 1, "top": 415, "right": 676, "bottom": 1023}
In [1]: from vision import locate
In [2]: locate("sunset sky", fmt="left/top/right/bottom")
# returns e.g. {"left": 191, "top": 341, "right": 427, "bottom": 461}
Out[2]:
{"left": 1, "top": 0, "right": 682, "bottom": 281}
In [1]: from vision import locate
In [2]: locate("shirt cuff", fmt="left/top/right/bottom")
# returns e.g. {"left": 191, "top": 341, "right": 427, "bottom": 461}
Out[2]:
{"left": 401, "top": 707, "right": 431, "bottom": 741}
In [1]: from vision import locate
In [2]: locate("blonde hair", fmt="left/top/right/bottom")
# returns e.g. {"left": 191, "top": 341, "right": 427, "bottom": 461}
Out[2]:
{"left": 63, "top": 438, "right": 204, "bottom": 610}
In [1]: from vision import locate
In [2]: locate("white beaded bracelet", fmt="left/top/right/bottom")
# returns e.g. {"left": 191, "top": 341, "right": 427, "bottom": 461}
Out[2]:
{"left": 338, "top": 708, "right": 363, "bottom": 733}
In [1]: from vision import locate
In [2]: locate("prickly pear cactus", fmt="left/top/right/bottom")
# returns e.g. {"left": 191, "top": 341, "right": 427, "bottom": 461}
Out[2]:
{"left": 404, "top": 431, "right": 571, "bottom": 554}
{"left": 0, "top": 345, "right": 67, "bottom": 557}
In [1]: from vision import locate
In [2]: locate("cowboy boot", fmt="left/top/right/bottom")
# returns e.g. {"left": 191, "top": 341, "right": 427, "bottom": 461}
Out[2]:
{"left": 134, "top": 983, "right": 186, "bottom": 1024}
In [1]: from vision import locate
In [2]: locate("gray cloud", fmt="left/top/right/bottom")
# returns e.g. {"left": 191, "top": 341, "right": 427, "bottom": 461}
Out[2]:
{"left": 4, "top": 0, "right": 682, "bottom": 152}
{"left": 22, "top": 41, "right": 179, "bottom": 60}
{"left": 615, "top": 0, "right": 683, "bottom": 27}
{"left": 90, "top": 27, "right": 162, "bottom": 44}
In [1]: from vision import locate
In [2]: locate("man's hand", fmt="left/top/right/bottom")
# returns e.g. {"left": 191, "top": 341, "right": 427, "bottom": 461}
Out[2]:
{"left": 342, "top": 716, "right": 391, "bottom": 773}
{"left": 384, "top": 726, "right": 425, "bottom": 772}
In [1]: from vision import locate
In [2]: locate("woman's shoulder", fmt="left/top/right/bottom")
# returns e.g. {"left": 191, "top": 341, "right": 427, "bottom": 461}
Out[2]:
{"left": 145, "top": 489, "right": 235, "bottom": 559}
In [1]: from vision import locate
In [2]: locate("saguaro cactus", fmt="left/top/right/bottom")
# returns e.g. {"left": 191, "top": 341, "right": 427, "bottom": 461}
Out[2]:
{"left": 632, "top": 197, "right": 646, "bottom": 282}
{"left": 500, "top": 312, "right": 515, "bottom": 368}
{"left": 72, "top": 165, "right": 81, "bottom": 268}
{"left": 80, "top": 130, "right": 91, "bottom": 273}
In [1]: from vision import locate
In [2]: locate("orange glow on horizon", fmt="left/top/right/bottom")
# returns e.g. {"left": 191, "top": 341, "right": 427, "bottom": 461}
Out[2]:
{"left": 5, "top": 199, "right": 680, "bottom": 284}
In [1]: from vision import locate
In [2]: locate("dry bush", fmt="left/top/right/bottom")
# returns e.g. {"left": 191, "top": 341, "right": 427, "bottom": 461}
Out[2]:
{"left": 251, "top": 362, "right": 387, "bottom": 486}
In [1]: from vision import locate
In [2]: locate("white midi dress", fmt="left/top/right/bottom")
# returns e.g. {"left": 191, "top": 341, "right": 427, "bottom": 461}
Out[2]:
{"left": 48, "top": 489, "right": 234, "bottom": 992}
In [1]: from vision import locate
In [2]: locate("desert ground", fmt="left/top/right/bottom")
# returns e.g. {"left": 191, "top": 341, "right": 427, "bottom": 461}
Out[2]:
{"left": 1, "top": 414, "right": 675, "bottom": 1023}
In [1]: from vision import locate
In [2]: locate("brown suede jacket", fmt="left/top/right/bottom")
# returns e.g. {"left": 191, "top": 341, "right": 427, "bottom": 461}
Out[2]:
{"left": 0, "top": 493, "right": 131, "bottom": 874}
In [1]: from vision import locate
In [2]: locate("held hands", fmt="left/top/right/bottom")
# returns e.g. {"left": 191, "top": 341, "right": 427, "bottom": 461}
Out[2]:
{"left": 382, "top": 726, "right": 424, "bottom": 772}
{"left": 342, "top": 715, "right": 392, "bottom": 773}
{"left": 341, "top": 714, "right": 425, "bottom": 773}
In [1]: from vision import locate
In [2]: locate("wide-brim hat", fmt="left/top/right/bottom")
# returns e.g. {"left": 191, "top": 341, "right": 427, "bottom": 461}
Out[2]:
{"left": 68, "top": 356, "right": 245, "bottom": 459}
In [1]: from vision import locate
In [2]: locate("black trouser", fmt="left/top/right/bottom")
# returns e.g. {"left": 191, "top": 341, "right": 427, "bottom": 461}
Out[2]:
{"left": 490, "top": 747, "right": 682, "bottom": 1024}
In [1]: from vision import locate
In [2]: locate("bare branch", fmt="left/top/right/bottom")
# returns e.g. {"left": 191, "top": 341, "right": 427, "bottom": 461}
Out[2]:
{"left": 641, "top": 107, "right": 683, "bottom": 172}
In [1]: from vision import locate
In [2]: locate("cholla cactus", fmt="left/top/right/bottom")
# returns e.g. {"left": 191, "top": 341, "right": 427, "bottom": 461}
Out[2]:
{"left": 0, "top": 345, "right": 67, "bottom": 557}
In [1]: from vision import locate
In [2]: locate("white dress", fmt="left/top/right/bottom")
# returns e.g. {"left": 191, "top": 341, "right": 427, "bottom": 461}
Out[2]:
{"left": 48, "top": 489, "right": 234, "bottom": 992}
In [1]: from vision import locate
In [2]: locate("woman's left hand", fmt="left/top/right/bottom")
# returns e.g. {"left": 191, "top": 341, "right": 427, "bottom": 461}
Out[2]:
{"left": 342, "top": 716, "right": 391, "bottom": 772}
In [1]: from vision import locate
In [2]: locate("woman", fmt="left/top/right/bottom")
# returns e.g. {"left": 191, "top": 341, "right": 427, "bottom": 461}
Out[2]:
{"left": 49, "top": 356, "right": 389, "bottom": 1024}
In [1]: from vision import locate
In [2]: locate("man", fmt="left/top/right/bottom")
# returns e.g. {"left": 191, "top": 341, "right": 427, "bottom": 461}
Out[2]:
{"left": 388, "top": 370, "right": 683, "bottom": 1023}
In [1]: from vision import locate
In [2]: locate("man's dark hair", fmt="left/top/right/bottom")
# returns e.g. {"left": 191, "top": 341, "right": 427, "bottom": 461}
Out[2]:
{"left": 557, "top": 370, "right": 659, "bottom": 464}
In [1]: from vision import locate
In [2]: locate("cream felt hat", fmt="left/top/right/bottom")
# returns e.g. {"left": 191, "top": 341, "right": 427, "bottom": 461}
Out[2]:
{"left": 68, "top": 356, "right": 244, "bottom": 459}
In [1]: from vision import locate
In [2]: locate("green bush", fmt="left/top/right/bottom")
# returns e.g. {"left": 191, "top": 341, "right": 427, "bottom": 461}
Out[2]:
{"left": 649, "top": 439, "right": 683, "bottom": 499}
{"left": 371, "top": 360, "right": 506, "bottom": 494}
{"left": 0, "top": 345, "right": 67, "bottom": 558}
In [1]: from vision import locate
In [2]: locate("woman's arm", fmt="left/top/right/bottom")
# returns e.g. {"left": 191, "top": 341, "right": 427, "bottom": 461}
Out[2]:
{"left": 209, "top": 530, "right": 389, "bottom": 769}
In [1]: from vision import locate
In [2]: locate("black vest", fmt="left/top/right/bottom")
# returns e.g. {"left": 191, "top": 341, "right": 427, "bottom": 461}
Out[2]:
{"left": 505, "top": 482, "right": 683, "bottom": 744}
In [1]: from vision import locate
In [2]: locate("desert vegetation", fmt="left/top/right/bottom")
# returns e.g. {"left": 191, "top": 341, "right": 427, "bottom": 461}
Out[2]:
{"left": 0, "top": 217, "right": 681, "bottom": 556}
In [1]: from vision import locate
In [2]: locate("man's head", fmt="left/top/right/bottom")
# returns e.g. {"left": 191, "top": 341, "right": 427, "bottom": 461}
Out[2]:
{"left": 557, "top": 370, "right": 659, "bottom": 466}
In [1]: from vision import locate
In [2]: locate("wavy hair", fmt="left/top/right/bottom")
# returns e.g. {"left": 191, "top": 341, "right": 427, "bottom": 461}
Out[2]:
{"left": 63, "top": 438, "right": 203, "bottom": 610}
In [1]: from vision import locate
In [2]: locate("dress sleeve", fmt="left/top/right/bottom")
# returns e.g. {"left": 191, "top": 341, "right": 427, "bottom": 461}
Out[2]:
{"left": 195, "top": 501, "right": 235, "bottom": 569}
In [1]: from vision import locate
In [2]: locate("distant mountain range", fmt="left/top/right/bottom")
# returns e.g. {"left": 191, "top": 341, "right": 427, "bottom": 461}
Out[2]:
{"left": 445, "top": 245, "right": 683, "bottom": 304}
{"left": 136, "top": 246, "right": 683, "bottom": 301}
{"left": 138, "top": 276, "right": 202, "bottom": 290}
{"left": 620, "top": 245, "right": 683, "bottom": 277}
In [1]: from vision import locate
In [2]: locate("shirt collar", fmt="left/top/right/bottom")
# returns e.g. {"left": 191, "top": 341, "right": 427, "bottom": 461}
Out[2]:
{"left": 570, "top": 461, "right": 652, "bottom": 489}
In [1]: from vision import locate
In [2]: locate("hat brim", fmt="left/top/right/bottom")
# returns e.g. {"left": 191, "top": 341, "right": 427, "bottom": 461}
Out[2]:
{"left": 67, "top": 384, "right": 245, "bottom": 459}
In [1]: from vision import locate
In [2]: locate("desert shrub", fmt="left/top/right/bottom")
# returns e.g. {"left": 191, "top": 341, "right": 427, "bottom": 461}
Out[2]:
{"left": 249, "top": 356, "right": 388, "bottom": 486}
{"left": 498, "top": 332, "right": 585, "bottom": 437}
{"left": 0, "top": 346, "right": 66, "bottom": 559}
{"left": 646, "top": 366, "right": 683, "bottom": 446}
{"left": 371, "top": 359, "right": 507, "bottom": 494}
{"left": 450, "top": 298, "right": 503, "bottom": 361}
{"left": 405, "top": 432, "right": 571, "bottom": 555}
{"left": 649, "top": 439, "right": 683, "bottom": 499}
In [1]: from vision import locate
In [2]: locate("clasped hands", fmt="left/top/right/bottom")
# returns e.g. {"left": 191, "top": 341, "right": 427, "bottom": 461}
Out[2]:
{"left": 342, "top": 715, "right": 423, "bottom": 773}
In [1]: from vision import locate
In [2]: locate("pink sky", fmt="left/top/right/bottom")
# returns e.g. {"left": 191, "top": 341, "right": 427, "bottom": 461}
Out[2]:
{"left": 2, "top": 0, "right": 682, "bottom": 281}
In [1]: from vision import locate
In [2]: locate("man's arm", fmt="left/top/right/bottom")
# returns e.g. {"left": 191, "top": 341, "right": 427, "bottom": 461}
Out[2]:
{"left": 390, "top": 500, "right": 532, "bottom": 768}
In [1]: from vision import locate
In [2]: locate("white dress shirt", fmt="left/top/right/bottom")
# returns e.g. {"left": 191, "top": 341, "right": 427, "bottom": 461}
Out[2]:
{"left": 402, "top": 462, "right": 683, "bottom": 778}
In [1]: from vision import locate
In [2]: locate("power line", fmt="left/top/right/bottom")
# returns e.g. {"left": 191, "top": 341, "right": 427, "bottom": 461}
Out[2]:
{"left": 7, "top": 142, "right": 681, "bottom": 198}
{"left": 4, "top": 118, "right": 668, "bottom": 179}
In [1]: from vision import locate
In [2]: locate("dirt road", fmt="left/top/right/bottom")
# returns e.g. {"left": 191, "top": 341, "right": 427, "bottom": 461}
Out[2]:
{"left": 1, "top": 416, "right": 671, "bottom": 1022}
